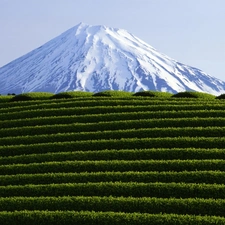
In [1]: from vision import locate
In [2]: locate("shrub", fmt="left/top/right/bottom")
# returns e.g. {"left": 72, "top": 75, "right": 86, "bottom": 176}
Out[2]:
{"left": 172, "top": 91, "right": 216, "bottom": 99}
{"left": 133, "top": 91, "right": 172, "bottom": 97}
{"left": 50, "top": 91, "right": 93, "bottom": 99}
{"left": 0, "top": 95, "right": 13, "bottom": 103}
{"left": 216, "top": 94, "right": 225, "bottom": 99}
{"left": 93, "top": 90, "right": 133, "bottom": 97}
{"left": 11, "top": 92, "right": 54, "bottom": 101}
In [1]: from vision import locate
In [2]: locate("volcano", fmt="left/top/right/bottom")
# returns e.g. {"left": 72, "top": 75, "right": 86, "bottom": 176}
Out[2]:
{"left": 0, "top": 22, "right": 225, "bottom": 95}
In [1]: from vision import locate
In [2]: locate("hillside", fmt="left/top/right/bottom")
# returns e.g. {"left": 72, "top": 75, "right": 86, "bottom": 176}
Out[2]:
{"left": 1, "top": 92, "right": 225, "bottom": 224}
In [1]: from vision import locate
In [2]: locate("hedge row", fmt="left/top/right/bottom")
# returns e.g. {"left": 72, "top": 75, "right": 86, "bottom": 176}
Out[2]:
{"left": 10, "top": 92, "right": 54, "bottom": 101}
{"left": 1, "top": 137, "right": 225, "bottom": 157}
{"left": 2, "top": 99, "right": 217, "bottom": 113}
{"left": 1, "top": 117, "right": 225, "bottom": 136}
{"left": 0, "top": 96, "right": 13, "bottom": 103}
{"left": 2, "top": 102, "right": 225, "bottom": 116}
{"left": 1, "top": 196, "right": 225, "bottom": 216}
{"left": 1, "top": 148, "right": 225, "bottom": 165}
{"left": 5, "top": 90, "right": 220, "bottom": 100}
{"left": 1, "top": 171, "right": 225, "bottom": 186}
{"left": 1, "top": 105, "right": 225, "bottom": 121}
{"left": 0, "top": 182, "right": 225, "bottom": 199}
{"left": 1, "top": 127, "right": 225, "bottom": 146}
{"left": 0, "top": 211, "right": 224, "bottom": 225}
{"left": 172, "top": 91, "right": 216, "bottom": 99}
{"left": 0, "top": 97, "right": 95, "bottom": 108}
{"left": 2, "top": 97, "right": 214, "bottom": 110}
{"left": 1, "top": 111, "right": 225, "bottom": 130}
{"left": 49, "top": 91, "right": 94, "bottom": 98}
{"left": 1, "top": 159, "right": 225, "bottom": 175}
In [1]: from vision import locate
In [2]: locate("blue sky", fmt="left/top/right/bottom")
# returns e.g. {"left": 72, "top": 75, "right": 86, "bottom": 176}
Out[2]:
{"left": 0, "top": 0, "right": 225, "bottom": 80}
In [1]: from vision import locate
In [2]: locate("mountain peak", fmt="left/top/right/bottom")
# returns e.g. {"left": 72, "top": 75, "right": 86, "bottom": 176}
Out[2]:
{"left": 73, "top": 22, "right": 108, "bottom": 33}
{"left": 0, "top": 23, "right": 225, "bottom": 95}
{"left": 76, "top": 21, "right": 88, "bottom": 27}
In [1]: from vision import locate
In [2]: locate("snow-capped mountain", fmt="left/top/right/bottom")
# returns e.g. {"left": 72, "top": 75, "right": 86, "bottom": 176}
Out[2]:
{"left": 0, "top": 22, "right": 225, "bottom": 95}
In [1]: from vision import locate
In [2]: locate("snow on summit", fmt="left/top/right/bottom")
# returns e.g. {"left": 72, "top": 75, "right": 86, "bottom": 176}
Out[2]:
{"left": 0, "top": 22, "right": 225, "bottom": 95}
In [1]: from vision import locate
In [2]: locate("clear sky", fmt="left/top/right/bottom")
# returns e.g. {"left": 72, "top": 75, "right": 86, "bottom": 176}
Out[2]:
{"left": 0, "top": 0, "right": 225, "bottom": 81}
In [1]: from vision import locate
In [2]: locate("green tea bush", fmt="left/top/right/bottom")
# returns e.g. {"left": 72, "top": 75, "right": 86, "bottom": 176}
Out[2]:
{"left": 0, "top": 211, "right": 224, "bottom": 225}
{"left": 172, "top": 91, "right": 216, "bottom": 99}
{"left": 216, "top": 93, "right": 225, "bottom": 99}
{"left": 0, "top": 95, "right": 13, "bottom": 103}
{"left": 11, "top": 92, "right": 54, "bottom": 101}
{"left": 1, "top": 159, "right": 225, "bottom": 175}
{"left": 1, "top": 182, "right": 225, "bottom": 199}
{"left": 50, "top": 91, "right": 93, "bottom": 99}
{"left": 1, "top": 147, "right": 225, "bottom": 166}
{"left": 93, "top": 90, "right": 133, "bottom": 97}
{"left": 2, "top": 92, "right": 225, "bottom": 223}
{"left": 133, "top": 91, "right": 173, "bottom": 97}
{"left": 1, "top": 196, "right": 225, "bottom": 216}
{"left": 1, "top": 170, "right": 225, "bottom": 186}
{"left": 1, "top": 117, "right": 225, "bottom": 137}
{"left": 1, "top": 127, "right": 225, "bottom": 146}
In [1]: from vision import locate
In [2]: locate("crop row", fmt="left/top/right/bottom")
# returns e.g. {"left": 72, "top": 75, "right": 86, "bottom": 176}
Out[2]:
{"left": 1, "top": 127, "right": 225, "bottom": 146}
{"left": 1, "top": 148, "right": 225, "bottom": 165}
{"left": 1, "top": 182, "right": 225, "bottom": 199}
{"left": 0, "top": 97, "right": 219, "bottom": 109}
{"left": 2, "top": 101, "right": 225, "bottom": 114}
{"left": 1, "top": 103, "right": 225, "bottom": 116}
{"left": 0, "top": 211, "right": 223, "bottom": 225}
{"left": 1, "top": 108, "right": 225, "bottom": 122}
{"left": 1, "top": 159, "right": 225, "bottom": 175}
{"left": 1, "top": 171, "right": 225, "bottom": 186}
{"left": 1, "top": 137, "right": 225, "bottom": 157}
{"left": 1, "top": 106, "right": 182, "bottom": 120}
{"left": 0, "top": 97, "right": 100, "bottom": 109}
{"left": 1, "top": 196, "right": 225, "bottom": 216}
{"left": 0, "top": 98, "right": 155, "bottom": 109}
{"left": 1, "top": 118, "right": 225, "bottom": 136}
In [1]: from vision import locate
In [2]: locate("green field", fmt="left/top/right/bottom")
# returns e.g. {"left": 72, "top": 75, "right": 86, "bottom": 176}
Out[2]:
{"left": 1, "top": 91, "right": 225, "bottom": 224}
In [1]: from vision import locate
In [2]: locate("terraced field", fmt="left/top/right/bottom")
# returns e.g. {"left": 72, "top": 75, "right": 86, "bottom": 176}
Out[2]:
{"left": 1, "top": 93, "right": 225, "bottom": 224}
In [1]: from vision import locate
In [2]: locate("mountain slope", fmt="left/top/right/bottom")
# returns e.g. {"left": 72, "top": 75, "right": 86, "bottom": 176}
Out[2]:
{"left": 0, "top": 22, "right": 225, "bottom": 95}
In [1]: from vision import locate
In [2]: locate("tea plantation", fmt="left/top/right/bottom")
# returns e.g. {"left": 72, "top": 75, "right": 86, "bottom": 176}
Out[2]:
{"left": 1, "top": 91, "right": 225, "bottom": 225}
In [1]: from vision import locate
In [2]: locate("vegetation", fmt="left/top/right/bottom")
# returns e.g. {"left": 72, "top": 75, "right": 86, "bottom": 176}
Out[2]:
{"left": 11, "top": 92, "right": 54, "bottom": 101}
{"left": 93, "top": 90, "right": 133, "bottom": 97}
{"left": 172, "top": 91, "right": 216, "bottom": 99}
{"left": 133, "top": 90, "right": 173, "bottom": 97}
{"left": 0, "top": 95, "right": 14, "bottom": 103}
{"left": 1, "top": 90, "right": 223, "bottom": 101}
{"left": 50, "top": 91, "right": 93, "bottom": 99}
{"left": 216, "top": 93, "right": 225, "bottom": 99}
{"left": 1, "top": 90, "right": 225, "bottom": 224}
{"left": 0, "top": 211, "right": 224, "bottom": 225}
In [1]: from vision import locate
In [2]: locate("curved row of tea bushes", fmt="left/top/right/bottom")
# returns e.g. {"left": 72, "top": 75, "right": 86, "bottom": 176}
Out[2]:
{"left": 1, "top": 196, "right": 225, "bottom": 216}
{"left": 2, "top": 90, "right": 225, "bottom": 101}
{"left": 0, "top": 211, "right": 224, "bottom": 225}
{"left": 1, "top": 137, "right": 225, "bottom": 157}
{"left": 1, "top": 170, "right": 225, "bottom": 186}
{"left": 3, "top": 102, "right": 225, "bottom": 116}
{"left": 1, "top": 148, "right": 225, "bottom": 165}
{"left": 1, "top": 95, "right": 225, "bottom": 223}
{"left": 1, "top": 110, "right": 225, "bottom": 130}
{"left": 1, "top": 117, "right": 225, "bottom": 137}
{"left": 1, "top": 127, "right": 225, "bottom": 146}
